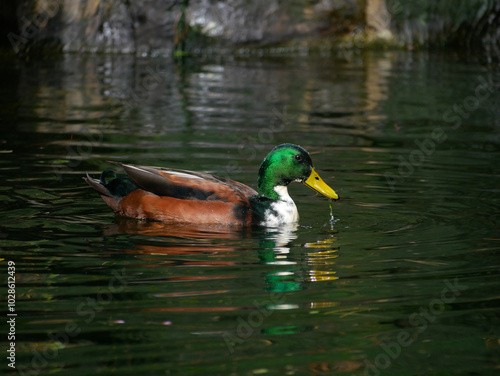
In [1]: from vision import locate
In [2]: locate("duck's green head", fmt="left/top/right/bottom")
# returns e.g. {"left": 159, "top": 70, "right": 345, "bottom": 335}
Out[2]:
{"left": 257, "top": 143, "right": 339, "bottom": 200}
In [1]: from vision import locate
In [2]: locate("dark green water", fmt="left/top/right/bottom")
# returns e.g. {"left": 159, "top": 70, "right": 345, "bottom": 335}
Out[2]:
{"left": 1, "top": 51, "right": 500, "bottom": 376}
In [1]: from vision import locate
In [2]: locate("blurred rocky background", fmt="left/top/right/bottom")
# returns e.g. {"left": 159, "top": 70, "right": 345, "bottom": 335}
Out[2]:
{"left": 1, "top": 0, "right": 499, "bottom": 57}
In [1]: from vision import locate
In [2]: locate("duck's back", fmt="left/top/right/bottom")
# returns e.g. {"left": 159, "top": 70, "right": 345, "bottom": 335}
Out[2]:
{"left": 85, "top": 163, "right": 258, "bottom": 225}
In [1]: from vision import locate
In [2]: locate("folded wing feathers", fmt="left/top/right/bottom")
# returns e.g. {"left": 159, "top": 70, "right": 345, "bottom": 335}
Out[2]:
{"left": 120, "top": 164, "right": 175, "bottom": 197}
{"left": 93, "top": 162, "right": 256, "bottom": 202}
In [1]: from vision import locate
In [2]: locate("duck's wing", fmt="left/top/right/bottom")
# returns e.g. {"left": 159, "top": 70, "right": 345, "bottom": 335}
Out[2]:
{"left": 112, "top": 162, "right": 258, "bottom": 201}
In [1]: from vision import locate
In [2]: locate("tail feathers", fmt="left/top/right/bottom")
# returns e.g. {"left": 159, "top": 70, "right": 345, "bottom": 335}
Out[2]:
{"left": 85, "top": 171, "right": 139, "bottom": 214}
{"left": 84, "top": 171, "right": 138, "bottom": 198}
{"left": 84, "top": 173, "right": 113, "bottom": 197}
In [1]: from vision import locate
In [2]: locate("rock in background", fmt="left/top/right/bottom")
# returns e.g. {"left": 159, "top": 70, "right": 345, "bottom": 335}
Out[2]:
{"left": 2, "top": 0, "right": 499, "bottom": 56}
{"left": 2, "top": 0, "right": 367, "bottom": 54}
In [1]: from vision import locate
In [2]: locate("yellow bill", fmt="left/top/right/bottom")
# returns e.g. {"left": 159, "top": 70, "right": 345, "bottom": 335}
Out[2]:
{"left": 303, "top": 168, "right": 339, "bottom": 200}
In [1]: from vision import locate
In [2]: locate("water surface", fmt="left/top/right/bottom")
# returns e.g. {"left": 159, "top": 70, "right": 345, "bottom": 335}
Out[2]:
{"left": 1, "top": 51, "right": 500, "bottom": 376}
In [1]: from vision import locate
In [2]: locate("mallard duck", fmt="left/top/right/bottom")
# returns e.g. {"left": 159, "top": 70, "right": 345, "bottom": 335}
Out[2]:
{"left": 84, "top": 143, "right": 338, "bottom": 226}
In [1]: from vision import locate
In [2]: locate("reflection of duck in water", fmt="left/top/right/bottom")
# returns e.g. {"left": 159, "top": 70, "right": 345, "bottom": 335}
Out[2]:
{"left": 104, "top": 218, "right": 338, "bottom": 289}
{"left": 85, "top": 144, "right": 338, "bottom": 226}
{"left": 259, "top": 224, "right": 340, "bottom": 294}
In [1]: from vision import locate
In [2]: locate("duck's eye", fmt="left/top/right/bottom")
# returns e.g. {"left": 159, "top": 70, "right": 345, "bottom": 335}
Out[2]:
{"left": 294, "top": 155, "right": 302, "bottom": 162}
